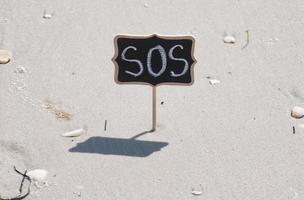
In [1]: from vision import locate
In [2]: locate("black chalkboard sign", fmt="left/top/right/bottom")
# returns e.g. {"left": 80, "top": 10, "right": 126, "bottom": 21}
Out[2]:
{"left": 112, "top": 35, "right": 196, "bottom": 86}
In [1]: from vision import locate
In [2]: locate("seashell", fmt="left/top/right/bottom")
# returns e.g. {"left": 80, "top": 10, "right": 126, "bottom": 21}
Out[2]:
{"left": 61, "top": 126, "right": 87, "bottom": 137}
{"left": 209, "top": 79, "right": 220, "bottom": 85}
{"left": 223, "top": 35, "right": 236, "bottom": 44}
{"left": 0, "top": 50, "right": 12, "bottom": 64}
{"left": 291, "top": 106, "right": 304, "bottom": 119}
{"left": 27, "top": 169, "right": 48, "bottom": 182}
{"left": 191, "top": 190, "right": 203, "bottom": 196}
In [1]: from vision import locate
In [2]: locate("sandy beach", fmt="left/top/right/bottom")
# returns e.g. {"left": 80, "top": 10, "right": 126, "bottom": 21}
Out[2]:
{"left": 0, "top": 0, "right": 304, "bottom": 199}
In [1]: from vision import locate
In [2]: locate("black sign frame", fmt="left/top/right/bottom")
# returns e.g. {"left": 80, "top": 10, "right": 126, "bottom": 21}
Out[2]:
{"left": 112, "top": 34, "right": 196, "bottom": 86}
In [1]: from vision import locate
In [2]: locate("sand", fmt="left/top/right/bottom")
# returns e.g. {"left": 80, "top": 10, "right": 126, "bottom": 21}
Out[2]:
{"left": 0, "top": 0, "right": 304, "bottom": 199}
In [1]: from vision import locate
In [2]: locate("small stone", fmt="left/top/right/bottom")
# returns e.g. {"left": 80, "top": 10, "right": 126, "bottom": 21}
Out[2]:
{"left": 209, "top": 79, "right": 220, "bottom": 85}
{"left": 0, "top": 50, "right": 12, "bottom": 64}
{"left": 291, "top": 106, "right": 304, "bottom": 119}
{"left": 223, "top": 35, "right": 236, "bottom": 44}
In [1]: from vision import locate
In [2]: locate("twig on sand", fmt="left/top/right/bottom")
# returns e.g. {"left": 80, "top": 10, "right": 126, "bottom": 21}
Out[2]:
{"left": 104, "top": 120, "right": 107, "bottom": 131}
{"left": 0, "top": 167, "right": 32, "bottom": 200}
{"left": 242, "top": 30, "right": 250, "bottom": 49}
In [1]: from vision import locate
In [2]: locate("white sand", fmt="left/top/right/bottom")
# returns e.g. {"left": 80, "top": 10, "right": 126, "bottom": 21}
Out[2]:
{"left": 0, "top": 0, "right": 304, "bottom": 199}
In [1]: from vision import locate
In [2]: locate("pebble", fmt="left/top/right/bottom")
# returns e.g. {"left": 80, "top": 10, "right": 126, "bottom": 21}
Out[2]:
{"left": 61, "top": 126, "right": 87, "bottom": 137}
{"left": 223, "top": 35, "right": 236, "bottom": 44}
{"left": 27, "top": 169, "right": 48, "bottom": 182}
{"left": 209, "top": 79, "right": 220, "bottom": 85}
{"left": 0, "top": 50, "right": 12, "bottom": 64}
{"left": 291, "top": 106, "right": 304, "bottom": 119}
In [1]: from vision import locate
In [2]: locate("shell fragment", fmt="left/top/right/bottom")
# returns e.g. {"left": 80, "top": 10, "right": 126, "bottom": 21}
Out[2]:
{"left": 291, "top": 106, "right": 304, "bottom": 119}
{"left": 223, "top": 35, "right": 236, "bottom": 44}
{"left": 27, "top": 169, "right": 48, "bottom": 182}
{"left": 0, "top": 50, "right": 12, "bottom": 64}
{"left": 191, "top": 190, "right": 203, "bottom": 196}
{"left": 61, "top": 127, "right": 87, "bottom": 137}
{"left": 209, "top": 79, "right": 220, "bottom": 85}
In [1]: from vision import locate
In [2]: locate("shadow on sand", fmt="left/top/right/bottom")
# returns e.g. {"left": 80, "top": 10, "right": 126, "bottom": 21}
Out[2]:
{"left": 69, "top": 130, "right": 168, "bottom": 157}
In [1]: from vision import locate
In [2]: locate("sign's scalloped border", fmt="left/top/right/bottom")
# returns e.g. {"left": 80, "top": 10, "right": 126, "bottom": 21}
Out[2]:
{"left": 112, "top": 34, "right": 197, "bottom": 87}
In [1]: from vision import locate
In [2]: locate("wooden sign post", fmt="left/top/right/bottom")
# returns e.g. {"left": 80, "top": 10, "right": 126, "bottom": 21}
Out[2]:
{"left": 152, "top": 86, "right": 156, "bottom": 131}
{"left": 112, "top": 34, "right": 196, "bottom": 131}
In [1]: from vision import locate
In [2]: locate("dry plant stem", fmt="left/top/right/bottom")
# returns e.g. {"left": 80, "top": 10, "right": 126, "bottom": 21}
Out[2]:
{"left": 242, "top": 30, "right": 249, "bottom": 49}
{"left": 0, "top": 167, "right": 32, "bottom": 200}
{"left": 104, "top": 120, "right": 107, "bottom": 131}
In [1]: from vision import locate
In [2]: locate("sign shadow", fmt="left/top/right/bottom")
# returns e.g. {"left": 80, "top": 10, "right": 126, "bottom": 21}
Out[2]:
{"left": 69, "top": 130, "right": 168, "bottom": 157}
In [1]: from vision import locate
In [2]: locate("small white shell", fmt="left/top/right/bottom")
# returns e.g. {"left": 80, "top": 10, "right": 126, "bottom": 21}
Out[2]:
{"left": 27, "top": 169, "right": 48, "bottom": 182}
{"left": 61, "top": 127, "right": 87, "bottom": 137}
{"left": 191, "top": 190, "right": 203, "bottom": 196}
{"left": 291, "top": 106, "right": 304, "bottom": 119}
{"left": 223, "top": 35, "right": 236, "bottom": 44}
{"left": 0, "top": 50, "right": 12, "bottom": 64}
{"left": 209, "top": 79, "right": 220, "bottom": 85}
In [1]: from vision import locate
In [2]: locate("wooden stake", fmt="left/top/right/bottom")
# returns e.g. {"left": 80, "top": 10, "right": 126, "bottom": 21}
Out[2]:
{"left": 151, "top": 86, "right": 157, "bottom": 132}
